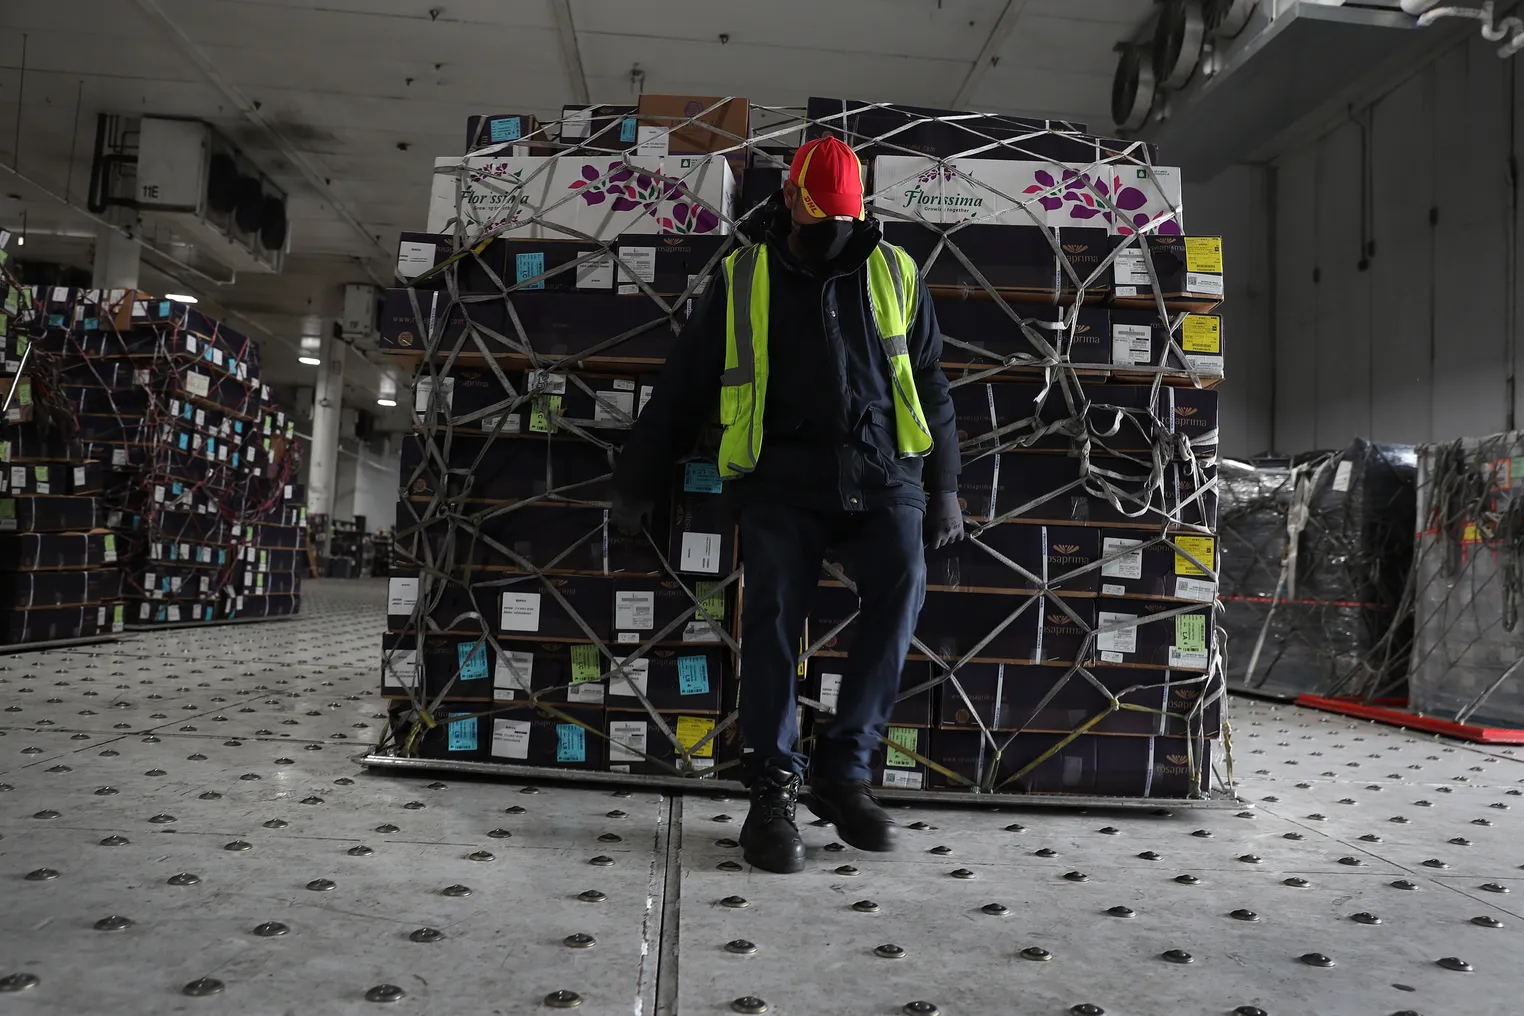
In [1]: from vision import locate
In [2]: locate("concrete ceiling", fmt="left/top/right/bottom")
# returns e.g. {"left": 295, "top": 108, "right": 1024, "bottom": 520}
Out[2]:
{"left": 0, "top": 0, "right": 1152, "bottom": 414}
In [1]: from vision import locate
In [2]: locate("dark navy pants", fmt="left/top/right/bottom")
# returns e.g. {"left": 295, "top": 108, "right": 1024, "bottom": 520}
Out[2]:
{"left": 737, "top": 502, "right": 927, "bottom": 783}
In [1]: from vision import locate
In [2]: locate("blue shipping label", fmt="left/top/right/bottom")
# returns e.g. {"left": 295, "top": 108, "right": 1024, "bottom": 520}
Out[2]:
{"left": 84, "top": 318, "right": 99, "bottom": 331}
{"left": 159, "top": 301, "right": 171, "bottom": 316}
{"left": 489, "top": 116, "right": 522, "bottom": 142}
{"left": 47, "top": 314, "right": 64, "bottom": 327}
{"left": 516, "top": 251, "right": 546, "bottom": 289}
{"left": 678, "top": 656, "right": 710, "bottom": 695}
{"left": 447, "top": 714, "right": 478, "bottom": 751}
{"left": 620, "top": 117, "right": 638, "bottom": 142}
{"left": 177, "top": 433, "right": 189, "bottom": 450}
{"left": 457, "top": 641, "right": 489, "bottom": 681}
{"left": 556, "top": 723, "right": 587, "bottom": 763}
{"left": 683, "top": 461, "right": 723, "bottom": 494}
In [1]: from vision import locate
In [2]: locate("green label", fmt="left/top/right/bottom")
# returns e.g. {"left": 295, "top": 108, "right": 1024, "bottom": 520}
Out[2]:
{"left": 570, "top": 644, "right": 602, "bottom": 684}
{"left": 694, "top": 580, "right": 726, "bottom": 620}
{"left": 529, "top": 395, "right": 562, "bottom": 434}
{"left": 1176, "top": 614, "right": 1207, "bottom": 654}
{"left": 885, "top": 727, "right": 919, "bottom": 768}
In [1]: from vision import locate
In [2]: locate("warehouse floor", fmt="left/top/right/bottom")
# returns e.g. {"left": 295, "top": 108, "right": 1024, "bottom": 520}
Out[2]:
{"left": 1, "top": 580, "right": 1519, "bottom": 1016}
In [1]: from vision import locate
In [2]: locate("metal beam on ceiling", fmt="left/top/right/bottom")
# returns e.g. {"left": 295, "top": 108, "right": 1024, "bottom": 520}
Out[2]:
{"left": 953, "top": 0, "right": 1031, "bottom": 109}
{"left": 551, "top": 0, "right": 590, "bottom": 105}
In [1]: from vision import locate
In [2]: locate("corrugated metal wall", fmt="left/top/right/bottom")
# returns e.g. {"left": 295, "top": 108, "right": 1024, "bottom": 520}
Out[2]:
{"left": 1265, "top": 30, "right": 1519, "bottom": 453}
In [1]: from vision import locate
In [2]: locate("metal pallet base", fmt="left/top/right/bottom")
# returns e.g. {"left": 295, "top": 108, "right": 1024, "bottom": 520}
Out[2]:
{"left": 357, "top": 751, "right": 1245, "bottom": 810}
{"left": 0, "top": 633, "right": 120, "bottom": 655}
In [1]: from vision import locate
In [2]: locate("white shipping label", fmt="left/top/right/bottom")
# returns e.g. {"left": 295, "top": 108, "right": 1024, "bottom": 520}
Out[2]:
{"left": 383, "top": 649, "right": 420, "bottom": 692}
{"left": 415, "top": 376, "right": 455, "bottom": 412}
{"left": 168, "top": 605, "right": 181, "bottom": 622}
{"left": 387, "top": 576, "right": 419, "bottom": 614}
{"left": 528, "top": 370, "right": 568, "bottom": 395}
{"left": 1112, "top": 324, "right": 1152, "bottom": 366}
{"left": 112, "top": 448, "right": 128, "bottom": 466}
{"left": 1184, "top": 353, "right": 1223, "bottom": 376}
{"left": 1185, "top": 272, "right": 1224, "bottom": 296}
{"left": 608, "top": 720, "right": 648, "bottom": 762}
{"left": 9, "top": 467, "right": 24, "bottom": 489}
{"left": 1168, "top": 647, "right": 1210, "bottom": 668}
{"left": 680, "top": 532, "right": 724, "bottom": 574}
{"left": 1332, "top": 460, "right": 1353, "bottom": 492}
{"left": 1114, "top": 285, "right": 1139, "bottom": 297}
{"left": 1096, "top": 611, "right": 1139, "bottom": 654}
{"left": 185, "top": 371, "right": 210, "bottom": 398}
{"left": 818, "top": 673, "right": 843, "bottom": 713}
{"left": 634, "top": 125, "right": 668, "bottom": 157}
{"left": 1102, "top": 583, "right": 1126, "bottom": 596}
{"left": 576, "top": 253, "right": 616, "bottom": 290}
{"left": 617, "top": 247, "right": 657, "bottom": 284}
{"left": 617, "top": 283, "right": 640, "bottom": 295}
{"left": 560, "top": 106, "right": 593, "bottom": 140}
{"left": 881, "top": 770, "right": 924, "bottom": 790}
{"left": 495, "top": 650, "right": 534, "bottom": 696}
{"left": 617, "top": 632, "right": 641, "bottom": 644}
{"left": 397, "top": 240, "right": 437, "bottom": 279}
{"left": 1100, "top": 537, "right": 1143, "bottom": 580}
{"left": 1113, "top": 248, "right": 1151, "bottom": 285}
{"left": 638, "top": 385, "right": 656, "bottom": 415}
{"left": 73, "top": 466, "right": 86, "bottom": 487}
{"left": 592, "top": 390, "right": 635, "bottom": 427}
{"left": 481, "top": 413, "right": 520, "bottom": 433}
{"left": 567, "top": 682, "right": 606, "bottom": 704}
{"left": 615, "top": 591, "right": 655, "bottom": 631}
{"left": 1100, "top": 650, "right": 1124, "bottom": 663}
{"left": 34, "top": 482, "right": 49, "bottom": 495}
{"left": 609, "top": 658, "right": 650, "bottom": 697}
{"left": 491, "top": 719, "right": 533, "bottom": 760}
{"left": 683, "top": 620, "right": 722, "bottom": 643}
{"left": 500, "top": 592, "right": 543, "bottom": 632}
{"left": 1174, "top": 576, "right": 1218, "bottom": 602}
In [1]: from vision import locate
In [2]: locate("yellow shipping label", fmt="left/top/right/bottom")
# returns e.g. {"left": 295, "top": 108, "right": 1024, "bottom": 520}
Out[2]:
{"left": 529, "top": 394, "right": 562, "bottom": 434}
{"left": 885, "top": 727, "right": 920, "bottom": 768}
{"left": 694, "top": 579, "right": 727, "bottom": 620}
{"left": 16, "top": 379, "right": 30, "bottom": 407}
{"left": 1176, "top": 614, "right": 1207, "bottom": 654}
{"left": 1180, "top": 316, "right": 1221, "bottom": 353}
{"left": 1173, "top": 536, "right": 1215, "bottom": 576}
{"left": 569, "top": 644, "right": 602, "bottom": 683}
{"left": 676, "top": 715, "right": 715, "bottom": 757}
{"left": 1184, "top": 236, "right": 1223, "bottom": 274}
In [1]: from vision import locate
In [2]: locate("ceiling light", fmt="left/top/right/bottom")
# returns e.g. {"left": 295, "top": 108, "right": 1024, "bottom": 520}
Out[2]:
{"left": 376, "top": 398, "right": 398, "bottom": 407}
{"left": 164, "top": 292, "right": 198, "bottom": 304}
{"left": 298, "top": 355, "right": 322, "bottom": 366}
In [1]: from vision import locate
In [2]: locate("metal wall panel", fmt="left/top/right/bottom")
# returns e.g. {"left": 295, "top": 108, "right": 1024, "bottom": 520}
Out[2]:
{"left": 1274, "top": 144, "right": 1322, "bottom": 454}
{"left": 1313, "top": 121, "right": 1371, "bottom": 450}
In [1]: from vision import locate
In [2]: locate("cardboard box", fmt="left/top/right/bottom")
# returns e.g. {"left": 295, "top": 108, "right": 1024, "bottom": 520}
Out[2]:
{"left": 0, "top": 531, "right": 118, "bottom": 570}
{"left": 0, "top": 603, "right": 109, "bottom": 645}
{"left": 803, "top": 657, "right": 933, "bottom": 727}
{"left": 1056, "top": 227, "right": 1114, "bottom": 301}
{"left": 604, "top": 646, "right": 727, "bottom": 714}
{"left": 0, "top": 568, "right": 120, "bottom": 607}
{"left": 396, "top": 232, "right": 613, "bottom": 294}
{"left": 928, "top": 729, "right": 1209, "bottom": 797}
{"left": 412, "top": 368, "right": 648, "bottom": 435}
{"left": 556, "top": 104, "right": 639, "bottom": 153}
{"left": 883, "top": 222, "right": 1058, "bottom": 299}
{"left": 396, "top": 503, "right": 664, "bottom": 578}
{"left": 609, "top": 575, "right": 734, "bottom": 646}
{"left": 807, "top": 98, "right": 1097, "bottom": 163}
{"left": 962, "top": 382, "right": 1218, "bottom": 457}
{"left": 379, "top": 289, "right": 686, "bottom": 366}
{"left": 399, "top": 433, "right": 614, "bottom": 504}
{"left": 465, "top": 113, "right": 541, "bottom": 154}
{"left": 425, "top": 154, "right": 736, "bottom": 242}
{"left": 606, "top": 710, "right": 725, "bottom": 775}
{"left": 0, "top": 497, "right": 105, "bottom": 533}
{"left": 1093, "top": 598, "right": 1213, "bottom": 671}
{"left": 1110, "top": 309, "right": 1224, "bottom": 381}
{"left": 936, "top": 663, "right": 1222, "bottom": 737}
{"left": 408, "top": 703, "right": 606, "bottom": 770}
{"left": 1096, "top": 531, "right": 1219, "bottom": 602}
{"left": 613, "top": 234, "right": 734, "bottom": 296}
{"left": 957, "top": 453, "right": 1218, "bottom": 530}
{"left": 925, "top": 522, "right": 1099, "bottom": 595}
{"left": 935, "top": 298, "right": 1109, "bottom": 371}
{"left": 872, "top": 156, "right": 1183, "bottom": 236}
{"left": 384, "top": 572, "right": 616, "bottom": 640}
{"left": 637, "top": 94, "right": 749, "bottom": 153}
{"left": 1110, "top": 234, "right": 1223, "bottom": 311}
{"left": 667, "top": 464, "right": 736, "bottom": 578}
{"left": 866, "top": 725, "right": 932, "bottom": 791}
{"left": 810, "top": 584, "right": 1094, "bottom": 664}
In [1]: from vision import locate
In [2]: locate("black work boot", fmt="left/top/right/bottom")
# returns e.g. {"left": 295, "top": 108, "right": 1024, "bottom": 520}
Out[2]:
{"left": 803, "top": 777, "right": 899, "bottom": 852}
{"left": 738, "top": 765, "right": 806, "bottom": 874}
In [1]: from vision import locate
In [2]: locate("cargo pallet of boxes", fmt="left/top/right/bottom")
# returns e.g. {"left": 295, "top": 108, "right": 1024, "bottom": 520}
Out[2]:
{"left": 0, "top": 272, "right": 306, "bottom": 633}
{"left": 367, "top": 98, "right": 1234, "bottom": 805}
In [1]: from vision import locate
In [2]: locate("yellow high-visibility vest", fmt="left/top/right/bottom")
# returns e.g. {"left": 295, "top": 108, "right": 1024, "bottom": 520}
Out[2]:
{"left": 717, "top": 240, "right": 933, "bottom": 479}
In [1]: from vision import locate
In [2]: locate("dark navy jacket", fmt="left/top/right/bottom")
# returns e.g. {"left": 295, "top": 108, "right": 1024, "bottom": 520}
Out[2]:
{"left": 613, "top": 193, "right": 960, "bottom": 513}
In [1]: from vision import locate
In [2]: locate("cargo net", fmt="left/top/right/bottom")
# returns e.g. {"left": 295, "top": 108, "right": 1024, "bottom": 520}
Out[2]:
{"left": 4, "top": 286, "right": 304, "bottom": 624}
{"left": 1220, "top": 441, "right": 1417, "bottom": 700}
{"left": 379, "top": 100, "right": 1230, "bottom": 798}
{"left": 1356, "top": 432, "right": 1524, "bottom": 728}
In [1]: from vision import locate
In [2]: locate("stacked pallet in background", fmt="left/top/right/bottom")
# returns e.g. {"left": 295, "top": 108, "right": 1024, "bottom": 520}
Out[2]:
{"left": 1217, "top": 441, "right": 1417, "bottom": 699}
{"left": 0, "top": 281, "right": 304, "bottom": 634}
{"left": 377, "top": 99, "right": 1229, "bottom": 799}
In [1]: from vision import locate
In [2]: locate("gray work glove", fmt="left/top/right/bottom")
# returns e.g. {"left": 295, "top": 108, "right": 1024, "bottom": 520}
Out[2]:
{"left": 610, "top": 492, "right": 653, "bottom": 537}
{"left": 924, "top": 492, "right": 966, "bottom": 550}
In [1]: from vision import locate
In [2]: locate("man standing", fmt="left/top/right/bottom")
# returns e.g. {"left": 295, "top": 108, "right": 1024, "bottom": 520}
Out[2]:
{"left": 611, "top": 136, "right": 963, "bottom": 873}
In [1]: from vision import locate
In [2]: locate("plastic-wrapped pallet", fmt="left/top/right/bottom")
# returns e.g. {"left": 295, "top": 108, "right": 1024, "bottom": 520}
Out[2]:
{"left": 1219, "top": 439, "right": 1415, "bottom": 697}
{"left": 1407, "top": 433, "right": 1524, "bottom": 726}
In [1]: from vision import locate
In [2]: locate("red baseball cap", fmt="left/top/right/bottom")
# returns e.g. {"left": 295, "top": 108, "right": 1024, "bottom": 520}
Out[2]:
{"left": 789, "top": 136, "right": 864, "bottom": 219}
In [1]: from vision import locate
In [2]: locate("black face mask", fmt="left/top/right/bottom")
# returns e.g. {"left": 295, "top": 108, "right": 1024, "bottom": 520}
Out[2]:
{"left": 792, "top": 217, "right": 854, "bottom": 264}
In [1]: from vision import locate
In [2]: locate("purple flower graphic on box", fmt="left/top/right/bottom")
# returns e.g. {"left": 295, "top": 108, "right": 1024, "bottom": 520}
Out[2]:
{"left": 1022, "top": 168, "right": 1066, "bottom": 212}
{"left": 569, "top": 161, "right": 720, "bottom": 234}
{"left": 917, "top": 164, "right": 958, "bottom": 184}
